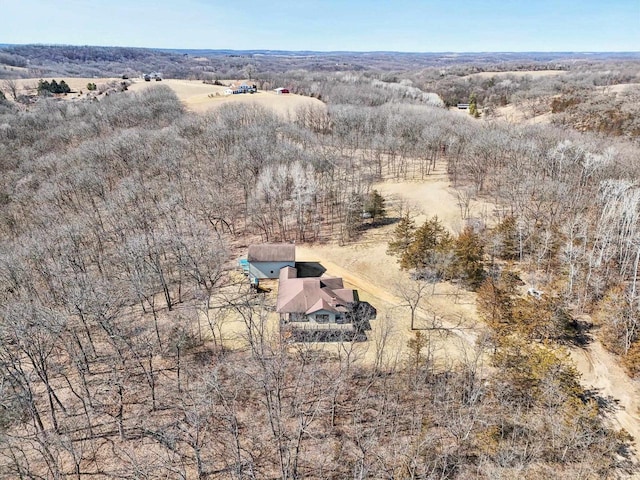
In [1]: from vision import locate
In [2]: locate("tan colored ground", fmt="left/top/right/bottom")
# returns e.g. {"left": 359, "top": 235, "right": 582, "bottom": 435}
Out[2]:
{"left": 374, "top": 165, "right": 498, "bottom": 232}
{"left": 491, "top": 104, "right": 553, "bottom": 125}
{"left": 9, "top": 77, "right": 325, "bottom": 119}
{"left": 448, "top": 103, "right": 553, "bottom": 125}
{"left": 8, "top": 77, "right": 120, "bottom": 96}
{"left": 130, "top": 78, "right": 324, "bottom": 118}
{"left": 217, "top": 159, "right": 640, "bottom": 463}
{"left": 570, "top": 342, "right": 640, "bottom": 448}
{"left": 294, "top": 241, "right": 483, "bottom": 368}
{"left": 599, "top": 83, "right": 640, "bottom": 94}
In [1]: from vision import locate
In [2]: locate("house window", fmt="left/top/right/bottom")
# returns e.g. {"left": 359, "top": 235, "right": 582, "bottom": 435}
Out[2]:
{"left": 316, "top": 314, "right": 330, "bottom": 323}
{"left": 336, "top": 314, "right": 346, "bottom": 324}
{"left": 290, "top": 313, "right": 307, "bottom": 322}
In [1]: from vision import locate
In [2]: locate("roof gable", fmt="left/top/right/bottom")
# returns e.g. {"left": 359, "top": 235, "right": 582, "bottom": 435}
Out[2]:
{"left": 306, "top": 298, "right": 338, "bottom": 314}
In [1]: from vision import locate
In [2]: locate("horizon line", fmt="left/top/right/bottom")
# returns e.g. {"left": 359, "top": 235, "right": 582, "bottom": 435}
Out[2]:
{"left": 2, "top": 43, "right": 639, "bottom": 56}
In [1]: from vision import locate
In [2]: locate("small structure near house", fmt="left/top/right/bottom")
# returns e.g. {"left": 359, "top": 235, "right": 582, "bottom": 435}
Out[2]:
{"left": 247, "top": 243, "right": 295, "bottom": 280}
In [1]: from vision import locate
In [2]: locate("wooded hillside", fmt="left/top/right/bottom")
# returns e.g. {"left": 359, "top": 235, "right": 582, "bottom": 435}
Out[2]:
{"left": 0, "top": 51, "right": 639, "bottom": 478}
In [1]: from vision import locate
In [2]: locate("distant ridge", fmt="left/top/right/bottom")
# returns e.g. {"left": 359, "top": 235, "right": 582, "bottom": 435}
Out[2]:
{"left": 1, "top": 44, "right": 638, "bottom": 79}
{"left": 0, "top": 43, "right": 638, "bottom": 57}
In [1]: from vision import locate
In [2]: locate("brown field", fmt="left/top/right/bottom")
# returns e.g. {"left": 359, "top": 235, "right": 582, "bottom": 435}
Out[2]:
{"left": 490, "top": 104, "right": 554, "bottom": 124}
{"left": 9, "top": 77, "right": 325, "bottom": 119}
{"left": 8, "top": 76, "right": 119, "bottom": 96}
{"left": 600, "top": 82, "right": 640, "bottom": 94}
{"left": 449, "top": 103, "right": 553, "bottom": 124}
{"left": 128, "top": 78, "right": 325, "bottom": 117}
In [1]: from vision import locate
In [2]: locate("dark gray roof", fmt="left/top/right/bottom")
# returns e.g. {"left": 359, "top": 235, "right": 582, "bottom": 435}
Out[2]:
{"left": 248, "top": 243, "right": 295, "bottom": 262}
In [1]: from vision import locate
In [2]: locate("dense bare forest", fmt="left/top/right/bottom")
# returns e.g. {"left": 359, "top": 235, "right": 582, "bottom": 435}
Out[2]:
{"left": 1, "top": 46, "right": 640, "bottom": 478}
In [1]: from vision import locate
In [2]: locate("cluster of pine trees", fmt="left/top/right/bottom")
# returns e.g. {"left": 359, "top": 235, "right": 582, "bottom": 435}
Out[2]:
{"left": 36, "top": 78, "right": 71, "bottom": 95}
{"left": 387, "top": 215, "right": 485, "bottom": 289}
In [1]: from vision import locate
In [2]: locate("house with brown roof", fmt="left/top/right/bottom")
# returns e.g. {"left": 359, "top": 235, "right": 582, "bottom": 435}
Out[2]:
{"left": 276, "top": 266, "right": 356, "bottom": 325}
{"left": 245, "top": 243, "right": 375, "bottom": 333}
{"left": 247, "top": 243, "right": 295, "bottom": 280}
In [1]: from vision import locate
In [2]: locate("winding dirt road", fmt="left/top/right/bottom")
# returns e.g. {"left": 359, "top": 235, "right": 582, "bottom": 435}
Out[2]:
{"left": 298, "top": 167, "right": 640, "bottom": 468}
{"left": 570, "top": 342, "right": 640, "bottom": 447}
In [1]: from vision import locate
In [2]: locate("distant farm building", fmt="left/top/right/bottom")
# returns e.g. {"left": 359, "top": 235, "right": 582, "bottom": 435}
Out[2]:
{"left": 226, "top": 83, "right": 257, "bottom": 94}
{"left": 247, "top": 243, "right": 295, "bottom": 280}
{"left": 275, "top": 88, "right": 290, "bottom": 94}
{"left": 457, "top": 103, "right": 470, "bottom": 109}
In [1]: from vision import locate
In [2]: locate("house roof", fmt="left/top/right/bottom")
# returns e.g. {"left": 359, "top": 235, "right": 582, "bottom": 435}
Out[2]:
{"left": 276, "top": 268, "right": 355, "bottom": 314}
{"left": 248, "top": 243, "right": 295, "bottom": 263}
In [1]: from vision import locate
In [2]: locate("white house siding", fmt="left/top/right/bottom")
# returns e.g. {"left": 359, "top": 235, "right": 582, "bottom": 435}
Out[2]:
{"left": 249, "top": 261, "right": 295, "bottom": 279}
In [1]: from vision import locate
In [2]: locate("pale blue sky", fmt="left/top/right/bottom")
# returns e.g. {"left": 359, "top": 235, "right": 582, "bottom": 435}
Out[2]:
{"left": 3, "top": 0, "right": 639, "bottom": 51}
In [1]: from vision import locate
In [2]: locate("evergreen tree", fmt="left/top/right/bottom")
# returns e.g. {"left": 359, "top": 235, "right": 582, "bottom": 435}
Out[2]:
{"left": 37, "top": 79, "right": 51, "bottom": 95}
{"left": 492, "top": 216, "right": 520, "bottom": 260}
{"left": 387, "top": 213, "right": 415, "bottom": 259}
{"left": 469, "top": 93, "right": 480, "bottom": 118}
{"left": 450, "top": 226, "right": 485, "bottom": 289}
{"left": 476, "top": 273, "right": 516, "bottom": 331}
{"left": 401, "top": 216, "right": 452, "bottom": 271}
{"left": 58, "top": 80, "right": 71, "bottom": 94}
{"left": 37, "top": 78, "right": 72, "bottom": 95}
{"left": 365, "top": 189, "right": 386, "bottom": 220}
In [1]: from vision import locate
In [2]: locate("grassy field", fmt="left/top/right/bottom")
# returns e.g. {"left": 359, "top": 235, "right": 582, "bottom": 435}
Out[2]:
{"left": 8, "top": 77, "right": 324, "bottom": 119}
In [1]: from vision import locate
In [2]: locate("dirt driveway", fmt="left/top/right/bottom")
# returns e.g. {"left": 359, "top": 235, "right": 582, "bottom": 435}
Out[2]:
{"left": 302, "top": 166, "right": 640, "bottom": 464}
